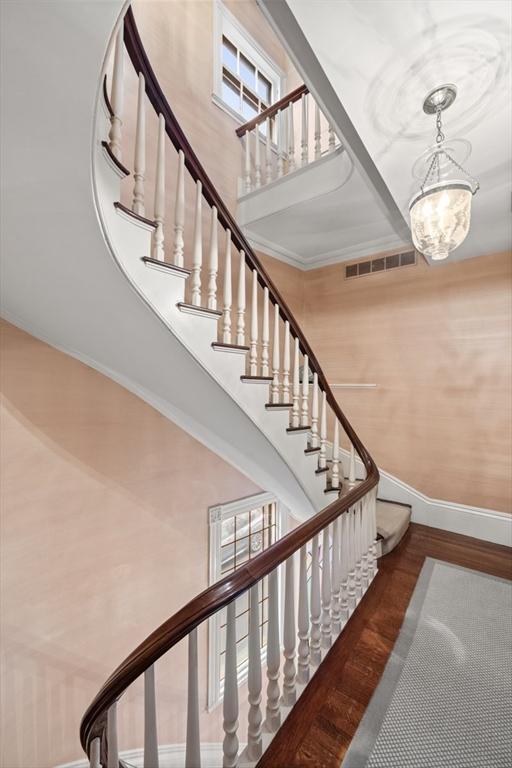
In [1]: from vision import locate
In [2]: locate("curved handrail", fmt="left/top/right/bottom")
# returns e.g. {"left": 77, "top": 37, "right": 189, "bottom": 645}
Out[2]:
{"left": 81, "top": 5, "right": 379, "bottom": 756}
{"left": 235, "top": 83, "right": 308, "bottom": 137}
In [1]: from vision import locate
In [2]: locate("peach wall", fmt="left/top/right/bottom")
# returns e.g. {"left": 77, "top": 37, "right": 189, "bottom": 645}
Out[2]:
{"left": 0, "top": 320, "right": 260, "bottom": 767}
{"left": 261, "top": 251, "right": 512, "bottom": 513}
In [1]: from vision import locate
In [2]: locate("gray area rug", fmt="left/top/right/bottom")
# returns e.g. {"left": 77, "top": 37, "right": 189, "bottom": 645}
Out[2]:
{"left": 342, "top": 558, "right": 512, "bottom": 768}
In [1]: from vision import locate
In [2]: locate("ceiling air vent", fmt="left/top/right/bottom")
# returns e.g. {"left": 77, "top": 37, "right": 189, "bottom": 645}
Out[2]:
{"left": 345, "top": 250, "right": 417, "bottom": 279}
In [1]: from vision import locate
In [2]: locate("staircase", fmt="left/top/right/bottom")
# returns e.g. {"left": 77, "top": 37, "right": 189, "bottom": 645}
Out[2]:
{"left": 0, "top": 5, "right": 409, "bottom": 766}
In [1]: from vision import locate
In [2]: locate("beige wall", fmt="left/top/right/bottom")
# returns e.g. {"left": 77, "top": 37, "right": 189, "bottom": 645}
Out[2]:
{"left": 262, "top": 250, "right": 512, "bottom": 513}
{"left": 0, "top": 320, "right": 260, "bottom": 767}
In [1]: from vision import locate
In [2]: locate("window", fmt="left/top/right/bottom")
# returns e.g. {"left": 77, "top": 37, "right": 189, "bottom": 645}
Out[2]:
{"left": 207, "top": 492, "right": 283, "bottom": 710}
{"left": 213, "top": 2, "right": 284, "bottom": 129}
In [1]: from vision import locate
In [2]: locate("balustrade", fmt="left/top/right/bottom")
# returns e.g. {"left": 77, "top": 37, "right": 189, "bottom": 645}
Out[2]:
{"left": 236, "top": 85, "right": 341, "bottom": 195}
{"left": 82, "top": 10, "right": 379, "bottom": 767}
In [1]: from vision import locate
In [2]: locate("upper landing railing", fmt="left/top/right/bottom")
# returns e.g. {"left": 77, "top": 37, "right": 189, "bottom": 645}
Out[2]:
{"left": 81, "top": 6, "right": 379, "bottom": 767}
{"left": 235, "top": 82, "right": 342, "bottom": 194}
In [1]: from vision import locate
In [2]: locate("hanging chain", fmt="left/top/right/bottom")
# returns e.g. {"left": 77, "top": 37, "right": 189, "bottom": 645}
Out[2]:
{"left": 420, "top": 106, "right": 479, "bottom": 195}
{"left": 435, "top": 107, "right": 445, "bottom": 144}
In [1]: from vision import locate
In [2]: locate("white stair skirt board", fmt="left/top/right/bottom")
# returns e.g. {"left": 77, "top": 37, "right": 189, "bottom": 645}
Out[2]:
{"left": 338, "top": 447, "right": 511, "bottom": 547}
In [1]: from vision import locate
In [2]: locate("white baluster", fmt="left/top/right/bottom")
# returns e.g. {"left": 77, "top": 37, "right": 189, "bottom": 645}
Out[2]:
{"left": 319, "top": 391, "right": 327, "bottom": 470}
{"left": 321, "top": 526, "right": 332, "bottom": 648}
{"left": 250, "top": 269, "right": 258, "bottom": 374}
{"left": 222, "top": 230, "right": 232, "bottom": 344}
{"left": 173, "top": 149, "right": 185, "bottom": 267}
{"left": 347, "top": 508, "right": 357, "bottom": 611}
{"left": 261, "top": 287, "right": 270, "bottom": 376}
{"left": 314, "top": 103, "right": 321, "bottom": 160}
{"left": 331, "top": 517, "right": 342, "bottom": 635}
{"left": 283, "top": 321, "right": 290, "bottom": 402}
{"left": 287, "top": 102, "right": 296, "bottom": 172}
{"left": 301, "top": 355, "right": 309, "bottom": 426}
{"left": 254, "top": 129, "right": 261, "bottom": 189}
{"left": 282, "top": 555, "right": 296, "bottom": 706}
{"left": 107, "top": 703, "right": 118, "bottom": 768}
{"left": 132, "top": 72, "right": 146, "bottom": 215}
{"left": 369, "top": 489, "right": 378, "bottom": 579}
{"left": 207, "top": 206, "right": 218, "bottom": 310}
{"left": 144, "top": 665, "right": 159, "bottom": 768}
{"left": 191, "top": 181, "right": 202, "bottom": 306}
{"left": 310, "top": 534, "right": 321, "bottom": 666}
{"left": 297, "top": 544, "right": 310, "bottom": 684}
{"left": 329, "top": 123, "right": 336, "bottom": 152}
{"left": 271, "top": 303, "right": 280, "bottom": 403}
{"left": 108, "top": 26, "right": 124, "bottom": 160}
{"left": 360, "top": 497, "right": 369, "bottom": 590}
{"left": 185, "top": 629, "right": 201, "bottom": 768}
{"left": 301, "top": 92, "right": 308, "bottom": 166}
{"left": 340, "top": 511, "right": 350, "bottom": 622}
{"left": 90, "top": 737, "right": 101, "bottom": 768}
{"left": 277, "top": 110, "right": 284, "bottom": 178}
{"left": 348, "top": 441, "right": 357, "bottom": 486}
{"left": 223, "top": 601, "right": 239, "bottom": 768}
{"left": 247, "top": 584, "right": 262, "bottom": 762}
{"left": 354, "top": 502, "right": 363, "bottom": 599}
{"left": 265, "top": 117, "right": 272, "bottom": 184}
{"left": 331, "top": 420, "right": 340, "bottom": 489}
{"left": 265, "top": 568, "right": 281, "bottom": 731}
{"left": 291, "top": 337, "right": 300, "bottom": 427}
{"left": 152, "top": 114, "right": 165, "bottom": 261}
{"left": 311, "top": 372, "right": 319, "bottom": 448}
{"left": 236, "top": 251, "right": 246, "bottom": 345}
{"left": 244, "top": 130, "right": 252, "bottom": 193}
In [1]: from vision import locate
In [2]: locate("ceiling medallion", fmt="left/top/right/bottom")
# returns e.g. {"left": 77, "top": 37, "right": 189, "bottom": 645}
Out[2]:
{"left": 409, "top": 84, "right": 480, "bottom": 261}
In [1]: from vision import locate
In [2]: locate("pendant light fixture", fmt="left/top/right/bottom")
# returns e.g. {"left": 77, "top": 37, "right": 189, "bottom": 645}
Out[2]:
{"left": 409, "top": 84, "right": 479, "bottom": 261}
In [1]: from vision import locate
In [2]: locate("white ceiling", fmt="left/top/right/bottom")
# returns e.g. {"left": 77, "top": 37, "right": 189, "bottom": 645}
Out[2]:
{"left": 238, "top": 148, "right": 409, "bottom": 269}
{"left": 270, "top": 0, "right": 512, "bottom": 263}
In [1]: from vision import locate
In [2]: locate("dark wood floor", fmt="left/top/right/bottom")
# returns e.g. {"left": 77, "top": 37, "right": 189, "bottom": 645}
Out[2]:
{"left": 257, "top": 523, "right": 512, "bottom": 768}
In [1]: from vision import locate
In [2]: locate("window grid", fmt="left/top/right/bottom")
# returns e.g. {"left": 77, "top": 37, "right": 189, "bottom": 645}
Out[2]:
{"left": 221, "top": 35, "right": 275, "bottom": 140}
{"left": 219, "top": 503, "right": 276, "bottom": 680}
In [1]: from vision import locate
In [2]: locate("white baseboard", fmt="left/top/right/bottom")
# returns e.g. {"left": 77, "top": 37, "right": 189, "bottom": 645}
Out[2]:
{"left": 341, "top": 448, "right": 511, "bottom": 547}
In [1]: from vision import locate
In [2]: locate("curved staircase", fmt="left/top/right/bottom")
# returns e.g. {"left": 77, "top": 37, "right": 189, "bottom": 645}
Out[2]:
{"left": 1, "top": 3, "right": 409, "bottom": 765}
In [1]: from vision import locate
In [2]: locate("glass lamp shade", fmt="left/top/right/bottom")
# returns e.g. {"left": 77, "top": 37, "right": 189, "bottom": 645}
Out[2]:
{"left": 409, "top": 180, "right": 473, "bottom": 260}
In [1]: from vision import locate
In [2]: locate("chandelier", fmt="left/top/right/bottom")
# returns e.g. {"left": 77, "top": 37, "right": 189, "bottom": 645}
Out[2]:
{"left": 409, "top": 84, "right": 479, "bottom": 261}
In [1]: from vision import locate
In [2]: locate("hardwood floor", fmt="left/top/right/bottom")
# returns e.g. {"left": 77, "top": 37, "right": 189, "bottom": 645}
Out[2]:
{"left": 257, "top": 523, "right": 512, "bottom": 768}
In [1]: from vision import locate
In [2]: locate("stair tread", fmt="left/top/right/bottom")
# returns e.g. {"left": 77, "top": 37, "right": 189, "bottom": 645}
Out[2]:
{"left": 265, "top": 402, "right": 293, "bottom": 409}
{"left": 177, "top": 302, "right": 222, "bottom": 317}
{"left": 142, "top": 256, "right": 191, "bottom": 276}
{"left": 315, "top": 466, "right": 328, "bottom": 474}
{"left": 304, "top": 446, "right": 320, "bottom": 454}
{"left": 286, "top": 425, "right": 311, "bottom": 433}
{"left": 116, "top": 202, "right": 157, "bottom": 229}
{"left": 212, "top": 341, "right": 250, "bottom": 351}
{"left": 241, "top": 375, "right": 273, "bottom": 382}
{"left": 376, "top": 500, "right": 411, "bottom": 556}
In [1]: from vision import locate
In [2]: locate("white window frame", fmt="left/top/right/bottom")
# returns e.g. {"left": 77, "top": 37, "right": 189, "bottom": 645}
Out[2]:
{"left": 207, "top": 491, "right": 285, "bottom": 711}
{"left": 212, "top": 0, "right": 286, "bottom": 126}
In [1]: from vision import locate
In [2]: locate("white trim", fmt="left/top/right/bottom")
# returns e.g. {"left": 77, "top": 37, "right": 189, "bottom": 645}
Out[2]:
{"left": 245, "top": 230, "right": 411, "bottom": 271}
{"left": 212, "top": 0, "right": 285, "bottom": 123}
{"left": 207, "top": 491, "right": 284, "bottom": 711}
{"left": 55, "top": 742, "right": 225, "bottom": 768}
{"left": 336, "top": 447, "right": 511, "bottom": 547}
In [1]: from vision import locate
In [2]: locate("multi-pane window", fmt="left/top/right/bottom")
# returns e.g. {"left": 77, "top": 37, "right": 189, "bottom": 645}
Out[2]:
{"left": 218, "top": 502, "right": 276, "bottom": 682}
{"left": 213, "top": 2, "right": 283, "bottom": 139}
{"left": 207, "top": 493, "right": 281, "bottom": 709}
{"left": 221, "top": 36, "right": 273, "bottom": 122}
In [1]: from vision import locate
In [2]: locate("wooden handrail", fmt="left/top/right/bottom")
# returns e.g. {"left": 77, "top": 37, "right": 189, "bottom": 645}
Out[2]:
{"left": 235, "top": 83, "right": 309, "bottom": 137}
{"left": 80, "top": 6, "right": 379, "bottom": 756}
